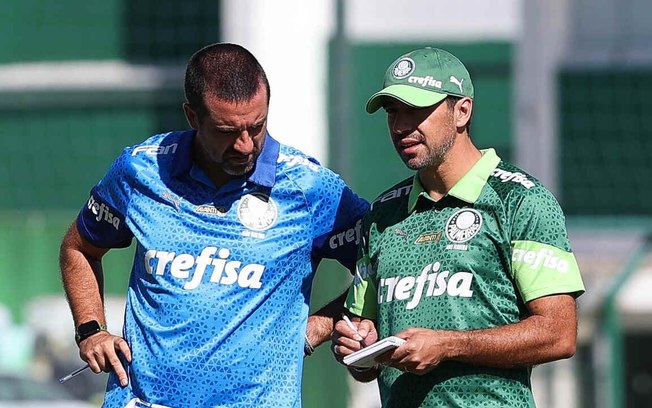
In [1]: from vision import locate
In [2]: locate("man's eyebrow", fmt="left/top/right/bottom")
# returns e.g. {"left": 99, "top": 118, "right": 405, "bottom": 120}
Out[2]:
{"left": 215, "top": 118, "right": 267, "bottom": 132}
{"left": 215, "top": 125, "right": 239, "bottom": 132}
{"left": 250, "top": 118, "right": 267, "bottom": 128}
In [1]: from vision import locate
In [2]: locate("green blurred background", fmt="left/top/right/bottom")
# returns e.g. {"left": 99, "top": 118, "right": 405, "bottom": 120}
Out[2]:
{"left": 2, "top": 1, "right": 652, "bottom": 407}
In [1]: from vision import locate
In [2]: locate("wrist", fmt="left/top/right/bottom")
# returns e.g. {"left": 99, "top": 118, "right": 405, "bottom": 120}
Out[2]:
{"left": 75, "top": 320, "right": 107, "bottom": 345}
{"left": 444, "top": 329, "right": 466, "bottom": 361}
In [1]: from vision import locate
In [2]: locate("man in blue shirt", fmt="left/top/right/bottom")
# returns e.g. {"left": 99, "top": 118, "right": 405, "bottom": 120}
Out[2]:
{"left": 60, "top": 43, "right": 368, "bottom": 407}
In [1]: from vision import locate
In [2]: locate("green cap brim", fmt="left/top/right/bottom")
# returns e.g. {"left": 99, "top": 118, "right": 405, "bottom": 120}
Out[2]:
{"left": 365, "top": 84, "right": 448, "bottom": 113}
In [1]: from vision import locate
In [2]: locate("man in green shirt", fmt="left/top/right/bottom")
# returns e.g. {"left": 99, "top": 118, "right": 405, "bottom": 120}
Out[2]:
{"left": 332, "top": 47, "right": 585, "bottom": 407}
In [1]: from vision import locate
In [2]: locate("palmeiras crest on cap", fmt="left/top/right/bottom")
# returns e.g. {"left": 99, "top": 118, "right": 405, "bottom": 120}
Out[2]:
{"left": 392, "top": 58, "right": 415, "bottom": 79}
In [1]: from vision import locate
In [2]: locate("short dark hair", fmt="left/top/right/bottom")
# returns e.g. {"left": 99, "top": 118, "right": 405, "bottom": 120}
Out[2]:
{"left": 445, "top": 95, "right": 461, "bottom": 110}
{"left": 184, "top": 43, "right": 270, "bottom": 116}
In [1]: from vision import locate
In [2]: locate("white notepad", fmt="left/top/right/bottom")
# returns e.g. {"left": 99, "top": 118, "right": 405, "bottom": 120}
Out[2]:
{"left": 342, "top": 336, "right": 406, "bottom": 368}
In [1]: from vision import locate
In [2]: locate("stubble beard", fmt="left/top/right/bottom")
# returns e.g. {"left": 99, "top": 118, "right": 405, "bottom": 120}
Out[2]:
{"left": 222, "top": 157, "right": 255, "bottom": 176}
{"left": 402, "top": 129, "right": 456, "bottom": 171}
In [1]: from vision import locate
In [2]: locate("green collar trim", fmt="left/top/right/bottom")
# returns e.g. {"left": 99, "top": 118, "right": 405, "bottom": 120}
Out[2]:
{"left": 407, "top": 148, "right": 500, "bottom": 212}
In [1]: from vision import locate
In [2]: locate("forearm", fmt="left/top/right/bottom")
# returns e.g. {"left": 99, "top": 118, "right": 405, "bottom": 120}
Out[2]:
{"left": 306, "top": 291, "right": 348, "bottom": 347}
{"left": 447, "top": 316, "right": 575, "bottom": 368}
{"left": 59, "top": 223, "right": 107, "bottom": 326}
{"left": 391, "top": 295, "right": 578, "bottom": 372}
{"left": 444, "top": 297, "right": 578, "bottom": 368}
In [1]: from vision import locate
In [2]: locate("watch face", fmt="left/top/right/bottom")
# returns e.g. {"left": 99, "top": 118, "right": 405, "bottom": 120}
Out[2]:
{"left": 77, "top": 320, "right": 102, "bottom": 336}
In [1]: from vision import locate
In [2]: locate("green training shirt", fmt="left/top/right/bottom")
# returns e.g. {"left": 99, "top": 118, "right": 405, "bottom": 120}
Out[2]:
{"left": 346, "top": 149, "right": 585, "bottom": 408}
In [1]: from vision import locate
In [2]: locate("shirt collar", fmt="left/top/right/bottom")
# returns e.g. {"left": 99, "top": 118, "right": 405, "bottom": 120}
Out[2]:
{"left": 170, "top": 130, "right": 195, "bottom": 178}
{"left": 248, "top": 133, "right": 279, "bottom": 188}
{"left": 407, "top": 148, "right": 501, "bottom": 212}
{"left": 171, "top": 130, "right": 279, "bottom": 188}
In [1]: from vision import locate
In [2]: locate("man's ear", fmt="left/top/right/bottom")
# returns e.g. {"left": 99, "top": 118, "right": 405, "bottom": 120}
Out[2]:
{"left": 455, "top": 97, "right": 473, "bottom": 129}
{"left": 183, "top": 103, "right": 199, "bottom": 130}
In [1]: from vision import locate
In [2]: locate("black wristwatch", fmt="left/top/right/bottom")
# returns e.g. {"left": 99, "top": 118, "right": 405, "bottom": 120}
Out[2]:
{"left": 75, "top": 320, "right": 107, "bottom": 345}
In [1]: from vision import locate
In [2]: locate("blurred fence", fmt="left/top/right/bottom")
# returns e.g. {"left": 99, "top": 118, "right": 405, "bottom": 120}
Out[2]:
{"left": 559, "top": 69, "right": 652, "bottom": 216}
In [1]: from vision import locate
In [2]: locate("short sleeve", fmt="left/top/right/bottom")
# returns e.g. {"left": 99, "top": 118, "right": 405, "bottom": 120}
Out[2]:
{"left": 76, "top": 149, "right": 134, "bottom": 248}
{"left": 510, "top": 190, "right": 585, "bottom": 302}
{"left": 309, "top": 168, "right": 369, "bottom": 272}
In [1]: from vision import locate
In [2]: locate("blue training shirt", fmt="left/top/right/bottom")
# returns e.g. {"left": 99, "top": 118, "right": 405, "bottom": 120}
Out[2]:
{"left": 76, "top": 130, "right": 369, "bottom": 408}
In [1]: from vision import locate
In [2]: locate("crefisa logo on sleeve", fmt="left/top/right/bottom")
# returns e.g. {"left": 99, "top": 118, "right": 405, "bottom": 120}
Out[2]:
{"left": 87, "top": 195, "right": 121, "bottom": 230}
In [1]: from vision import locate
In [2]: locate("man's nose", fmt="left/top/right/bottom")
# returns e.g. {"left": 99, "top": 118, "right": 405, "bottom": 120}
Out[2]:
{"left": 233, "top": 131, "right": 254, "bottom": 154}
{"left": 390, "top": 113, "right": 411, "bottom": 135}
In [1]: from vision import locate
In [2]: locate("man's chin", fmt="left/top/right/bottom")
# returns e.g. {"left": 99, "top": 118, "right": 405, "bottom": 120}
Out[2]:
{"left": 223, "top": 162, "right": 255, "bottom": 176}
{"left": 402, "top": 157, "right": 430, "bottom": 171}
{"left": 399, "top": 154, "right": 420, "bottom": 170}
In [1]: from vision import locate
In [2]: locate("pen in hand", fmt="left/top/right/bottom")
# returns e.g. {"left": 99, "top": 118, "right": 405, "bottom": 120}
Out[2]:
{"left": 58, "top": 364, "right": 90, "bottom": 384}
{"left": 342, "top": 314, "right": 366, "bottom": 347}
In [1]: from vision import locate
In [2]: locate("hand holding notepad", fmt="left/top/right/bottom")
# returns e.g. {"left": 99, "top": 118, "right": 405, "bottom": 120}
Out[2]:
{"left": 342, "top": 336, "right": 406, "bottom": 368}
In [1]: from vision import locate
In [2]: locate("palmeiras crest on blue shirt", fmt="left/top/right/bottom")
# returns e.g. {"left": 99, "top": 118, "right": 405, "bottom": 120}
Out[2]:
{"left": 237, "top": 192, "right": 278, "bottom": 231}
